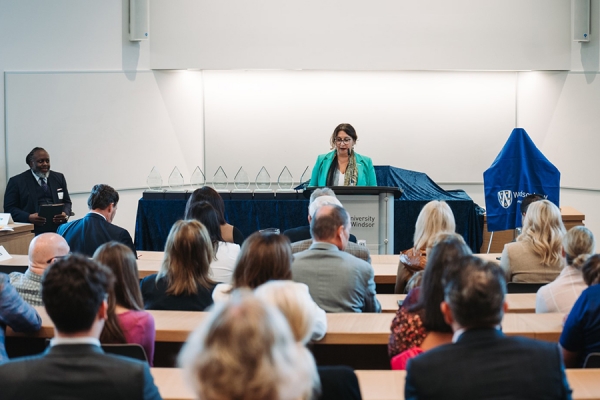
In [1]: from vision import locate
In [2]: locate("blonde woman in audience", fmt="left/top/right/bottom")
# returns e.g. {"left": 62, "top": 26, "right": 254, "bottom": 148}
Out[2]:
{"left": 256, "top": 281, "right": 361, "bottom": 400}
{"left": 536, "top": 226, "right": 595, "bottom": 313}
{"left": 179, "top": 291, "right": 317, "bottom": 400}
{"left": 500, "top": 200, "right": 566, "bottom": 283}
{"left": 185, "top": 201, "right": 240, "bottom": 283}
{"left": 395, "top": 200, "right": 456, "bottom": 293}
{"left": 95, "top": 242, "right": 156, "bottom": 365}
{"left": 213, "top": 231, "right": 327, "bottom": 341}
{"left": 140, "top": 220, "right": 216, "bottom": 311}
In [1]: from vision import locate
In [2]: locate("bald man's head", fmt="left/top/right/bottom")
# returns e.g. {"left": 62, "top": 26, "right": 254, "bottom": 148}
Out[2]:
{"left": 28, "top": 233, "right": 70, "bottom": 275}
{"left": 310, "top": 204, "right": 350, "bottom": 247}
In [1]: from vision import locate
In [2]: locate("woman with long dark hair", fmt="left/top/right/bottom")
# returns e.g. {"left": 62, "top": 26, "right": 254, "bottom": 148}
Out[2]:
{"left": 94, "top": 242, "right": 155, "bottom": 365}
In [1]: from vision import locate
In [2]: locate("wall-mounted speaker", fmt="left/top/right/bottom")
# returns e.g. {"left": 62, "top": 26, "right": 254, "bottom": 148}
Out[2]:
{"left": 574, "top": 0, "right": 590, "bottom": 42}
{"left": 129, "top": 0, "right": 149, "bottom": 41}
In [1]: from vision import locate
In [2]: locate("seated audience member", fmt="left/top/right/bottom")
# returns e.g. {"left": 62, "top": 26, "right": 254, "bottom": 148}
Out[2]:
{"left": 212, "top": 231, "right": 327, "bottom": 340}
{"left": 520, "top": 193, "right": 545, "bottom": 219}
{"left": 9, "top": 232, "right": 69, "bottom": 306}
{"left": 284, "top": 187, "right": 358, "bottom": 243}
{"left": 0, "top": 255, "right": 161, "bottom": 400}
{"left": 178, "top": 292, "right": 317, "bottom": 400}
{"left": 185, "top": 201, "right": 240, "bottom": 283}
{"left": 292, "top": 204, "right": 380, "bottom": 313}
{"left": 395, "top": 200, "right": 456, "bottom": 294}
{"left": 94, "top": 242, "right": 156, "bottom": 365}
{"left": 140, "top": 220, "right": 216, "bottom": 311}
{"left": 537, "top": 226, "right": 595, "bottom": 313}
{"left": 0, "top": 274, "right": 41, "bottom": 364}
{"left": 405, "top": 256, "right": 572, "bottom": 400}
{"left": 289, "top": 190, "right": 371, "bottom": 263}
{"left": 500, "top": 200, "right": 566, "bottom": 283}
{"left": 560, "top": 254, "right": 600, "bottom": 368}
{"left": 388, "top": 233, "right": 471, "bottom": 366}
{"left": 256, "top": 281, "right": 361, "bottom": 400}
{"left": 58, "top": 184, "right": 136, "bottom": 257}
{"left": 185, "top": 186, "right": 245, "bottom": 245}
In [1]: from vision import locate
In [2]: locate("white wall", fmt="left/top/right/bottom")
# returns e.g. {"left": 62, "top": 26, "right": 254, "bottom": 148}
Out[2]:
{"left": 3, "top": 0, "right": 600, "bottom": 248}
{"left": 150, "top": 0, "right": 570, "bottom": 71}
{"left": 0, "top": 0, "right": 150, "bottom": 236}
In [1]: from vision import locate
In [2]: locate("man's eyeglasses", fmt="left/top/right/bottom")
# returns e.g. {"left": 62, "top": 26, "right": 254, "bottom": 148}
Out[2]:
{"left": 46, "top": 254, "right": 69, "bottom": 264}
{"left": 335, "top": 138, "right": 353, "bottom": 145}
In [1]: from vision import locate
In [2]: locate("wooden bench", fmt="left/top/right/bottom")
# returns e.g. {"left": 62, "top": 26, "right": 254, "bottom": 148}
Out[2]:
{"left": 150, "top": 368, "right": 600, "bottom": 400}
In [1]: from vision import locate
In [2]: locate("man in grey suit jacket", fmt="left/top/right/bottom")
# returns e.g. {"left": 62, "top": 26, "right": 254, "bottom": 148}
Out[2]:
{"left": 0, "top": 254, "right": 162, "bottom": 400}
{"left": 291, "top": 204, "right": 380, "bottom": 313}
{"left": 404, "top": 256, "right": 572, "bottom": 400}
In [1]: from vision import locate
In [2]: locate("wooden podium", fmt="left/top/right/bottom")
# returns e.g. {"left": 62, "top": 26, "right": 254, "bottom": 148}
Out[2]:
{"left": 481, "top": 206, "right": 585, "bottom": 253}
{"left": 0, "top": 223, "right": 35, "bottom": 255}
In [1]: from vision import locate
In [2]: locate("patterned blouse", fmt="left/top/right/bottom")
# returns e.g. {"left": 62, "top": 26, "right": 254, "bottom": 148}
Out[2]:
{"left": 388, "top": 287, "right": 427, "bottom": 358}
{"left": 0, "top": 273, "right": 42, "bottom": 363}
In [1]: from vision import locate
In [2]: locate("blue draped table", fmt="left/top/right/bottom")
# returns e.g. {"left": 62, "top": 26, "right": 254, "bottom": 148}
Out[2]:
{"left": 135, "top": 166, "right": 483, "bottom": 253}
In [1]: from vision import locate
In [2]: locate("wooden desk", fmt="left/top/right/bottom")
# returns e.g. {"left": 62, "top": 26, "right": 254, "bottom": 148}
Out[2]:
{"left": 0, "top": 223, "right": 34, "bottom": 255}
{"left": 482, "top": 206, "right": 584, "bottom": 253}
{"left": 150, "top": 368, "right": 600, "bottom": 400}
{"left": 378, "top": 293, "right": 536, "bottom": 314}
{"left": 12, "top": 308, "right": 560, "bottom": 344}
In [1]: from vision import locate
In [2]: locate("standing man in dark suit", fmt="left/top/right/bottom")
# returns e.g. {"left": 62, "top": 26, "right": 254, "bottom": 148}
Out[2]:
{"left": 3, "top": 147, "right": 71, "bottom": 234}
{"left": 404, "top": 255, "right": 572, "bottom": 400}
{"left": 58, "top": 184, "right": 136, "bottom": 257}
{"left": 0, "top": 254, "right": 162, "bottom": 400}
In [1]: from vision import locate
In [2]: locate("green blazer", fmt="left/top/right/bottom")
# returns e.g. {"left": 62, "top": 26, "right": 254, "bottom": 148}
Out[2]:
{"left": 309, "top": 151, "right": 377, "bottom": 187}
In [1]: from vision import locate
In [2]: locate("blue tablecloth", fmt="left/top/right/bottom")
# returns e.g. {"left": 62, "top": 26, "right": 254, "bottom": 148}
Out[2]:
{"left": 135, "top": 166, "right": 483, "bottom": 253}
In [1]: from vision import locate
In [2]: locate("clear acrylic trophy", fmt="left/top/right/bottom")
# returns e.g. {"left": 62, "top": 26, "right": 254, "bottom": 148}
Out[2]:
{"left": 212, "top": 167, "right": 229, "bottom": 191}
{"left": 276, "top": 166, "right": 295, "bottom": 192}
{"left": 168, "top": 167, "right": 185, "bottom": 191}
{"left": 298, "top": 166, "right": 311, "bottom": 191}
{"left": 190, "top": 166, "right": 205, "bottom": 189}
{"left": 233, "top": 167, "right": 251, "bottom": 192}
{"left": 255, "top": 167, "right": 272, "bottom": 192}
{"left": 146, "top": 167, "right": 163, "bottom": 191}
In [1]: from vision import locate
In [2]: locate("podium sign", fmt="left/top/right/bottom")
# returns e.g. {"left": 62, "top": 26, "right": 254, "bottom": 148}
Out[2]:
{"left": 308, "top": 186, "right": 402, "bottom": 255}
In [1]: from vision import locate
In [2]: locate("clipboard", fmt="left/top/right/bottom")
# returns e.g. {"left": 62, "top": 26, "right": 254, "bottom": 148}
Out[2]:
{"left": 37, "top": 203, "right": 64, "bottom": 233}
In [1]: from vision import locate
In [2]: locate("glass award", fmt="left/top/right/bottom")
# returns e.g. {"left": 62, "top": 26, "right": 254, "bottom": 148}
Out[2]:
{"left": 212, "top": 166, "right": 229, "bottom": 190}
{"left": 255, "top": 167, "right": 272, "bottom": 191}
{"left": 299, "top": 166, "right": 310, "bottom": 184}
{"left": 276, "top": 166, "right": 294, "bottom": 192}
{"left": 233, "top": 167, "right": 251, "bottom": 191}
{"left": 146, "top": 167, "right": 163, "bottom": 190}
{"left": 190, "top": 166, "right": 205, "bottom": 189}
{"left": 168, "top": 167, "right": 185, "bottom": 190}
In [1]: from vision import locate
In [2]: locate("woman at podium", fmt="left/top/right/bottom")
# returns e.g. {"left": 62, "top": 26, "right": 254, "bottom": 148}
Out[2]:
{"left": 309, "top": 123, "right": 377, "bottom": 186}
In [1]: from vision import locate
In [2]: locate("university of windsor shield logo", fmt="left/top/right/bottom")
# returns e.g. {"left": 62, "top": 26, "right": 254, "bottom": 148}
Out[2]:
{"left": 498, "top": 190, "right": 512, "bottom": 209}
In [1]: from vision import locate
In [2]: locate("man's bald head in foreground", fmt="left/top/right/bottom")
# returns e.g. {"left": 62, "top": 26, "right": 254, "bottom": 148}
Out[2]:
{"left": 28, "top": 233, "right": 70, "bottom": 275}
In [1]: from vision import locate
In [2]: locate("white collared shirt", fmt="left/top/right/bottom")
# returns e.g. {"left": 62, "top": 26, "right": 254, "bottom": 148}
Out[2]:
{"left": 452, "top": 328, "right": 466, "bottom": 343}
{"left": 88, "top": 211, "right": 107, "bottom": 220}
{"left": 50, "top": 336, "right": 101, "bottom": 347}
{"left": 31, "top": 169, "right": 49, "bottom": 183}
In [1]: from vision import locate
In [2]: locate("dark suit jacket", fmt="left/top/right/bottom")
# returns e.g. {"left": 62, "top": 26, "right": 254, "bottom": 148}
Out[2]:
{"left": 0, "top": 344, "right": 162, "bottom": 400}
{"left": 4, "top": 169, "right": 72, "bottom": 224}
{"left": 283, "top": 225, "right": 357, "bottom": 243}
{"left": 404, "top": 328, "right": 572, "bottom": 400}
{"left": 57, "top": 212, "right": 136, "bottom": 257}
{"left": 317, "top": 366, "right": 362, "bottom": 400}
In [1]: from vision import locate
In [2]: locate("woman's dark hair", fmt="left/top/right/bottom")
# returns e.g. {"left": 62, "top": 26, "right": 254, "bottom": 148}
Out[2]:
{"left": 410, "top": 233, "right": 472, "bottom": 332}
{"left": 185, "top": 201, "right": 224, "bottom": 255}
{"left": 329, "top": 123, "right": 357, "bottom": 149}
{"left": 582, "top": 254, "right": 600, "bottom": 286}
{"left": 94, "top": 242, "right": 143, "bottom": 344}
{"left": 231, "top": 231, "right": 293, "bottom": 290}
{"left": 185, "top": 187, "right": 227, "bottom": 225}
